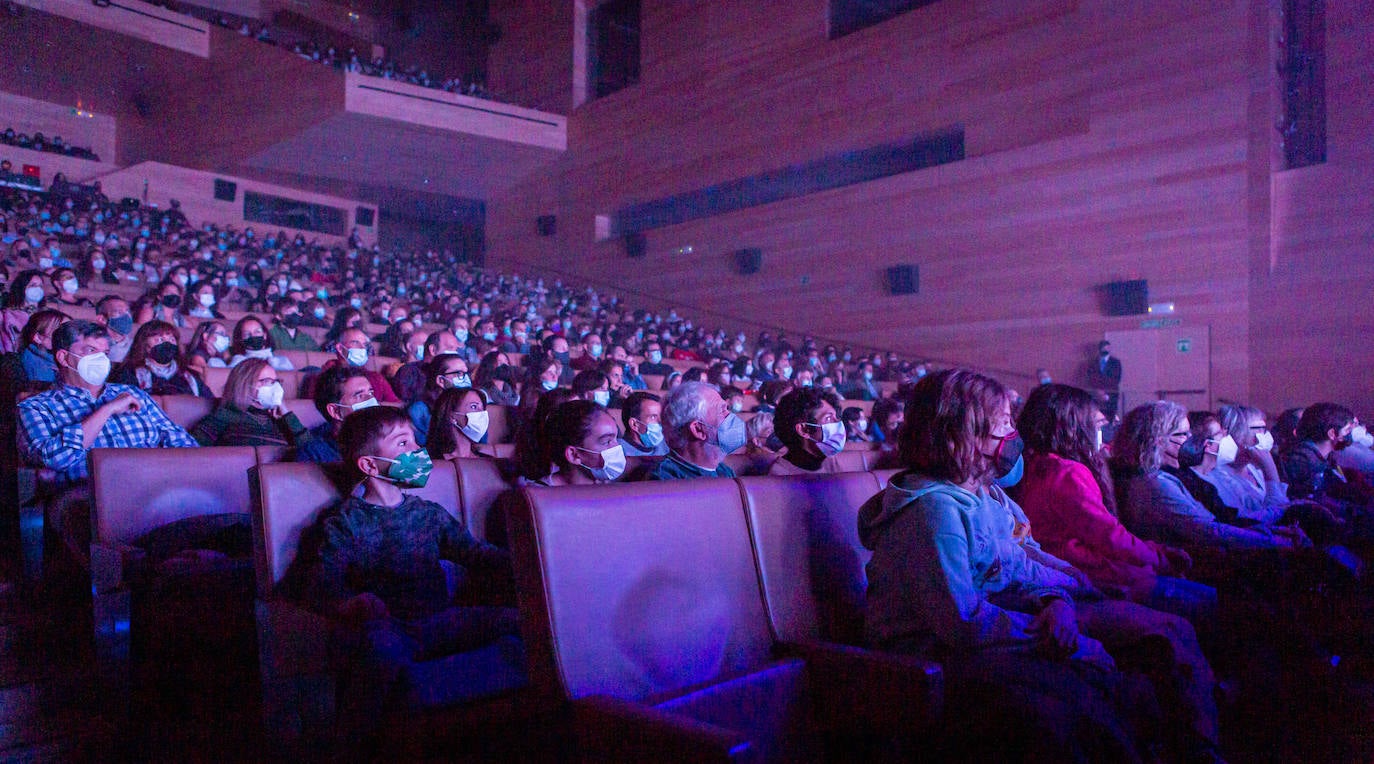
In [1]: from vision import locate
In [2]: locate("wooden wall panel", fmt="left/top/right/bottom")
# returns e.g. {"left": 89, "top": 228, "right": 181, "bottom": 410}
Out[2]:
{"left": 488, "top": 0, "right": 1268, "bottom": 398}
{"left": 0, "top": 144, "right": 118, "bottom": 185}
{"left": 487, "top": 0, "right": 574, "bottom": 114}
{"left": 1257, "top": 0, "right": 1374, "bottom": 418}
{"left": 13, "top": 0, "right": 211, "bottom": 57}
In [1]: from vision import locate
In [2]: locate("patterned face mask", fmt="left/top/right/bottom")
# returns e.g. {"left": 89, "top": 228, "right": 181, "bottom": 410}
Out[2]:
{"left": 370, "top": 448, "right": 433, "bottom": 488}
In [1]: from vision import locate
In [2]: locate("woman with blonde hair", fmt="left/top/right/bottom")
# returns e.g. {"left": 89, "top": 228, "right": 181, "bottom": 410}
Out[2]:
{"left": 190, "top": 357, "right": 315, "bottom": 453}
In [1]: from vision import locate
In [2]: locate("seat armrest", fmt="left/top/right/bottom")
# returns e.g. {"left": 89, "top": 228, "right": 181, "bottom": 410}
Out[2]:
{"left": 574, "top": 694, "right": 755, "bottom": 763}
{"left": 780, "top": 639, "right": 943, "bottom": 732}
{"left": 90, "top": 540, "right": 146, "bottom": 595}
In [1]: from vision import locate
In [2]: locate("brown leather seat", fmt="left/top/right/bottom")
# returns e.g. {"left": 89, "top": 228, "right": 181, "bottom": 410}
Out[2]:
{"left": 282, "top": 398, "right": 325, "bottom": 431}
{"left": 155, "top": 394, "right": 216, "bottom": 431}
{"left": 486, "top": 404, "right": 512, "bottom": 444}
{"left": 830, "top": 449, "right": 870, "bottom": 473}
{"left": 451, "top": 457, "right": 518, "bottom": 544}
{"left": 508, "top": 477, "right": 941, "bottom": 760}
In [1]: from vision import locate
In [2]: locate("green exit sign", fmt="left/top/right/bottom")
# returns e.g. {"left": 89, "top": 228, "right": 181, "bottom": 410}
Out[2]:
{"left": 1176, "top": 338, "right": 1192, "bottom": 353}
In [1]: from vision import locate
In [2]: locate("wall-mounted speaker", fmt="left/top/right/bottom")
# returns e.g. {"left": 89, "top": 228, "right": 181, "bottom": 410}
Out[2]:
{"left": 1104, "top": 279, "right": 1149, "bottom": 316}
{"left": 355, "top": 207, "right": 375, "bottom": 227}
{"left": 624, "top": 232, "right": 646, "bottom": 258}
{"left": 885, "top": 264, "right": 919, "bottom": 295}
{"left": 732, "top": 248, "right": 763, "bottom": 275}
{"left": 213, "top": 179, "right": 237, "bottom": 202}
{"left": 536, "top": 215, "right": 557, "bottom": 237}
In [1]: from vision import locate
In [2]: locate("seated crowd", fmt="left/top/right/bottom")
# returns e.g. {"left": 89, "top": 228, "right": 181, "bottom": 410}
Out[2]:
{"left": 4, "top": 180, "right": 1374, "bottom": 760}
{"left": 1, "top": 127, "right": 101, "bottom": 161}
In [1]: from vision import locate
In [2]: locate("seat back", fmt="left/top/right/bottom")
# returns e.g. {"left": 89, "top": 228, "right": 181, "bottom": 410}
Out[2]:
{"left": 509, "top": 479, "right": 774, "bottom": 703}
{"left": 204, "top": 366, "right": 232, "bottom": 397}
{"left": 277, "top": 350, "right": 312, "bottom": 370}
{"left": 451, "top": 457, "right": 516, "bottom": 544}
{"left": 738, "top": 473, "right": 882, "bottom": 647}
{"left": 487, "top": 404, "right": 513, "bottom": 444}
{"left": 252, "top": 462, "right": 340, "bottom": 597}
{"left": 283, "top": 398, "right": 325, "bottom": 431}
{"left": 202, "top": 366, "right": 300, "bottom": 398}
{"left": 155, "top": 394, "right": 215, "bottom": 431}
{"left": 831, "top": 449, "right": 870, "bottom": 473}
{"left": 90, "top": 446, "right": 261, "bottom": 545}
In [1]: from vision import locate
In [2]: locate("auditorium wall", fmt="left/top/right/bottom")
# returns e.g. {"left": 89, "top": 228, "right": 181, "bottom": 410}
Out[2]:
{"left": 487, "top": 0, "right": 1281, "bottom": 404}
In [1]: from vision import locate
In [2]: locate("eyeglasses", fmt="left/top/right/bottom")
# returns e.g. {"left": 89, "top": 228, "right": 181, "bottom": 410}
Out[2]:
{"left": 1167, "top": 430, "right": 1191, "bottom": 444}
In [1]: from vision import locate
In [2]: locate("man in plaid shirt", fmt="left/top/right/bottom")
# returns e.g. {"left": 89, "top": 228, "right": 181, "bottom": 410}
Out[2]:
{"left": 18, "top": 320, "right": 197, "bottom": 566}
{"left": 19, "top": 320, "right": 198, "bottom": 484}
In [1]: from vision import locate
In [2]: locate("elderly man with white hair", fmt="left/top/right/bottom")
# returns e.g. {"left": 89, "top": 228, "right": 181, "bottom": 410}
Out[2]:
{"left": 649, "top": 381, "right": 747, "bottom": 480}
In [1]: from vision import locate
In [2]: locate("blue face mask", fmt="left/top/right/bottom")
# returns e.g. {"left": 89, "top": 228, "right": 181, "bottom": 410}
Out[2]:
{"left": 993, "top": 454, "right": 1025, "bottom": 488}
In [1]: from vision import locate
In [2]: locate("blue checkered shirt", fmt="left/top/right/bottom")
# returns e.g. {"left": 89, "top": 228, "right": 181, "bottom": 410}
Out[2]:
{"left": 18, "top": 383, "right": 199, "bottom": 483}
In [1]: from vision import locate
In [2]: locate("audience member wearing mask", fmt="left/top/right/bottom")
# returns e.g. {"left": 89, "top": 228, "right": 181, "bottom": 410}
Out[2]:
{"left": 48, "top": 268, "right": 92, "bottom": 310}
{"left": 841, "top": 361, "right": 880, "bottom": 401}
{"left": 650, "top": 381, "right": 744, "bottom": 480}
{"left": 842, "top": 406, "right": 871, "bottom": 444}
{"left": 729, "top": 412, "right": 779, "bottom": 476}
{"left": 299, "top": 365, "right": 376, "bottom": 464}
{"left": 316, "top": 327, "right": 398, "bottom": 402}
{"left": 190, "top": 358, "right": 315, "bottom": 451}
{"left": 1205, "top": 405, "right": 1293, "bottom": 525}
{"left": 533, "top": 399, "right": 625, "bottom": 486}
{"left": 1281, "top": 403, "right": 1374, "bottom": 510}
{"left": 407, "top": 353, "right": 471, "bottom": 447}
{"left": 859, "top": 370, "right": 1220, "bottom": 762}
{"left": 268, "top": 297, "right": 320, "bottom": 352}
{"left": 1110, "top": 401, "right": 1307, "bottom": 556}
{"left": 769, "top": 387, "right": 848, "bottom": 475}
{"left": 17, "top": 308, "right": 68, "bottom": 384}
{"left": 93, "top": 295, "right": 135, "bottom": 364}
{"left": 618, "top": 392, "right": 668, "bottom": 458}
{"left": 474, "top": 351, "right": 520, "bottom": 407}
{"left": 1, "top": 269, "right": 48, "bottom": 353}
{"left": 182, "top": 280, "right": 223, "bottom": 321}
{"left": 110, "top": 320, "right": 211, "bottom": 398}
{"left": 186, "top": 320, "right": 233, "bottom": 375}
{"left": 392, "top": 330, "right": 462, "bottom": 404}
{"left": 1013, "top": 384, "right": 1211, "bottom": 619}
{"left": 426, "top": 386, "right": 493, "bottom": 460}
{"left": 570, "top": 369, "right": 611, "bottom": 408}
{"left": 229, "top": 315, "right": 295, "bottom": 371}
{"left": 17, "top": 320, "right": 198, "bottom": 566}
{"left": 639, "top": 342, "right": 673, "bottom": 377}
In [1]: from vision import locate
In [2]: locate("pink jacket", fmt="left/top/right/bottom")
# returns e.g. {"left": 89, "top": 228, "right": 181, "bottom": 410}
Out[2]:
{"left": 1017, "top": 453, "right": 1169, "bottom": 600}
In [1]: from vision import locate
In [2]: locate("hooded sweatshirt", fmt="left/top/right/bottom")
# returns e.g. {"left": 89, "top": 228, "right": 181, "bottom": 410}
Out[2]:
{"left": 859, "top": 470, "right": 1112, "bottom": 670}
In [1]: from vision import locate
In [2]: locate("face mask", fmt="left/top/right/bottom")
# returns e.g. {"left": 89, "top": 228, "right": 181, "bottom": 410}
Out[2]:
{"left": 92, "top": 258, "right": 106, "bottom": 270}
{"left": 710, "top": 413, "right": 748, "bottom": 455}
{"left": 592, "top": 389, "right": 611, "bottom": 407}
{"left": 554, "top": 351, "right": 571, "bottom": 364}
{"left": 1215, "top": 435, "right": 1239, "bottom": 466}
{"left": 410, "top": 346, "right": 425, "bottom": 362}
{"left": 160, "top": 294, "right": 181, "bottom": 309}
{"left": 577, "top": 444, "right": 626, "bottom": 482}
{"left": 648, "top": 351, "right": 663, "bottom": 364}
{"left": 256, "top": 381, "right": 285, "bottom": 409}
{"left": 731, "top": 399, "right": 744, "bottom": 413}
{"left": 370, "top": 448, "right": 433, "bottom": 488}
{"left": 1352, "top": 425, "right": 1373, "bottom": 449}
{"left": 444, "top": 372, "right": 471, "bottom": 389}
{"left": 1177, "top": 434, "right": 1207, "bottom": 469}
{"left": 809, "top": 421, "right": 847, "bottom": 456}
{"left": 640, "top": 422, "right": 664, "bottom": 448}
{"left": 994, "top": 455, "right": 1025, "bottom": 488}
{"left": 588, "top": 344, "right": 603, "bottom": 358}
{"left": 69, "top": 350, "right": 111, "bottom": 386}
{"left": 212, "top": 334, "right": 231, "bottom": 353}
{"left": 198, "top": 292, "right": 215, "bottom": 308}
{"left": 149, "top": 341, "right": 179, "bottom": 365}
{"left": 990, "top": 433, "right": 1024, "bottom": 479}
{"left": 458, "top": 409, "right": 489, "bottom": 442}
{"left": 346, "top": 347, "right": 369, "bottom": 367}
{"left": 174, "top": 274, "right": 189, "bottom": 286}
{"left": 350, "top": 298, "right": 363, "bottom": 309}
{"left": 862, "top": 371, "right": 874, "bottom": 382}
{"left": 778, "top": 367, "right": 793, "bottom": 380}
{"left": 1253, "top": 430, "right": 1275, "bottom": 452}
{"left": 914, "top": 368, "right": 927, "bottom": 379}
{"left": 313, "top": 306, "right": 326, "bottom": 319}
{"left": 1039, "top": 376, "right": 1052, "bottom": 386}
{"left": 38, "top": 257, "right": 53, "bottom": 269}
{"left": 799, "top": 378, "right": 813, "bottom": 388}
{"left": 242, "top": 335, "right": 268, "bottom": 351}
{"left": 24, "top": 286, "right": 44, "bottom": 304}
{"left": 482, "top": 332, "right": 497, "bottom": 342}
{"left": 282, "top": 313, "right": 301, "bottom": 329}
{"left": 541, "top": 379, "right": 558, "bottom": 392}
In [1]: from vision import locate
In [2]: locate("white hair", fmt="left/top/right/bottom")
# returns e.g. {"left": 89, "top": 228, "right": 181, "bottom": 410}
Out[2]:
{"left": 662, "top": 381, "right": 718, "bottom": 449}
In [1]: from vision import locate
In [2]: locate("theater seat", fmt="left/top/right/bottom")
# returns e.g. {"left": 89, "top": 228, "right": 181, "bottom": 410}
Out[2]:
{"left": 283, "top": 398, "right": 325, "bottom": 431}
{"left": 451, "top": 457, "right": 518, "bottom": 544}
{"left": 508, "top": 478, "right": 942, "bottom": 760}
{"left": 155, "top": 394, "right": 216, "bottom": 431}
{"left": 831, "top": 449, "right": 870, "bottom": 473}
{"left": 487, "top": 405, "right": 512, "bottom": 444}
{"left": 203, "top": 366, "right": 231, "bottom": 397}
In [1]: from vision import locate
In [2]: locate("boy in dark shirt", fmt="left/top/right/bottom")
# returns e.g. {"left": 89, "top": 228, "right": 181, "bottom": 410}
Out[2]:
{"left": 310, "top": 406, "right": 524, "bottom": 746}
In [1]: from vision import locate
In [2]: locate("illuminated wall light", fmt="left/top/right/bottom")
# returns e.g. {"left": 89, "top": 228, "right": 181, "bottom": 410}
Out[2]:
{"left": 1147, "top": 302, "right": 1176, "bottom": 315}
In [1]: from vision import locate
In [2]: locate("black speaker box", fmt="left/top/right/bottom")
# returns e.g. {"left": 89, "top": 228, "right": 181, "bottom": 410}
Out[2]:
{"left": 624, "top": 232, "right": 646, "bottom": 258}
{"left": 885, "top": 264, "right": 919, "bottom": 295}
{"left": 213, "top": 179, "right": 237, "bottom": 202}
{"left": 1104, "top": 279, "right": 1149, "bottom": 316}
{"left": 536, "top": 215, "right": 556, "bottom": 237}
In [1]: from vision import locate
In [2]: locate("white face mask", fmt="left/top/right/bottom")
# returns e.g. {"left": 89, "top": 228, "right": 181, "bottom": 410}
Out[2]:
{"left": 346, "top": 347, "right": 369, "bottom": 367}
{"left": 458, "top": 409, "right": 489, "bottom": 442}
{"left": 541, "top": 379, "right": 558, "bottom": 392}
{"left": 70, "top": 350, "right": 111, "bottom": 387}
{"left": 1353, "top": 425, "right": 1374, "bottom": 449}
{"left": 256, "top": 381, "right": 285, "bottom": 409}
{"left": 62, "top": 279, "right": 79, "bottom": 294}
{"left": 778, "top": 367, "right": 793, "bottom": 380}
{"left": 1214, "top": 434, "right": 1239, "bottom": 466}
{"left": 577, "top": 443, "right": 626, "bottom": 482}
{"left": 810, "top": 421, "right": 847, "bottom": 456}
{"left": 592, "top": 389, "right": 611, "bottom": 407}
{"left": 639, "top": 421, "right": 664, "bottom": 448}
{"left": 24, "top": 286, "right": 44, "bottom": 304}
{"left": 1253, "top": 430, "right": 1275, "bottom": 452}
{"left": 199, "top": 292, "right": 215, "bottom": 307}
{"left": 212, "top": 334, "right": 231, "bottom": 353}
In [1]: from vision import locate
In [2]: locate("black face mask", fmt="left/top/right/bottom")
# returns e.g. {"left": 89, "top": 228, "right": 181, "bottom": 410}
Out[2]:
{"left": 160, "top": 294, "right": 181, "bottom": 309}
{"left": 554, "top": 351, "right": 571, "bottom": 364}
{"left": 148, "top": 341, "right": 179, "bottom": 365}
{"left": 281, "top": 313, "right": 301, "bottom": 329}
{"left": 992, "top": 434, "right": 1025, "bottom": 478}
{"left": 242, "top": 335, "right": 267, "bottom": 351}
{"left": 1176, "top": 434, "right": 1207, "bottom": 469}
